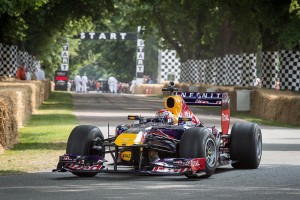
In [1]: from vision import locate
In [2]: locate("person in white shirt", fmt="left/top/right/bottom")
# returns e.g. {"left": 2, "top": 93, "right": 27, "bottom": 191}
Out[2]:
{"left": 35, "top": 65, "right": 46, "bottom": 80}
{"left": 130, "top": 77, "right": 137, "bottom": 94}
{"left": 81, "top": 74, "right": 88, "bottom": 93}
{"left": 74, "top": 74, "right": 82, "bottom": 93}
{"left": 108, "top": 75, "right": 118, "bottom": 93}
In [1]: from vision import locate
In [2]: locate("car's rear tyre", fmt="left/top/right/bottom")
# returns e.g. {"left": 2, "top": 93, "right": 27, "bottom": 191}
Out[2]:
{"left": 179, "top": 127, "right": 217, "bottom": 178}
{"left": 230, "top": 122, "right": 262, "bottom": 169}
{"left": 66, "top": 125, "right": 104, "bottom": 177}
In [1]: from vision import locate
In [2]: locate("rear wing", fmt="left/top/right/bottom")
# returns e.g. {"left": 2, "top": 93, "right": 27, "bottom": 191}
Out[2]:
{"left": 176, "top": 92, "right": 231, "bottom": 134}
{"left": 162, "top": 83, "right": 230, "bottom": 134}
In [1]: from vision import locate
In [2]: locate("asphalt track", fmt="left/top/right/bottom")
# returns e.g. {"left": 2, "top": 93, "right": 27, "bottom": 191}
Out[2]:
{"left": 0, "top": 93, "right": 300, "bottom": 200}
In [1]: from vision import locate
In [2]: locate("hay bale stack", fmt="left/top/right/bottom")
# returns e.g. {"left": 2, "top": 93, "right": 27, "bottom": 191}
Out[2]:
{"left": 251, "top": 89, "right": 300, "bottom": 126}
{"left": 44, "top": 80, "right": 52, "bottom": 99}
{"left": 0, "top": 96, "right": 18, "bottom": 152}
{"left": 0, "top": 80, "right": 42, "bottom": 113}
{"left": 0, "top": 79, "right": 52, "bottom": 153}
{"left": 136, "top": 84, "right": 165, "bottom": 95}
{"left": 0, "top": 88, "right": 31, "bottom": 128}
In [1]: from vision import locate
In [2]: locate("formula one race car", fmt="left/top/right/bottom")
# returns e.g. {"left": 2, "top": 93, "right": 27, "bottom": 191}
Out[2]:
{"left": 53, "top": 82, "right": 262, "bottom": 178}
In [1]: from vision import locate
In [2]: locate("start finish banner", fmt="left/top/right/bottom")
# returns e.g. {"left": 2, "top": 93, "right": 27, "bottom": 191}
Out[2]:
{"left": 76, "top": 32, "right": 137, "bottom": 40}
{"left": 76, "top": 29, "right": 144, "bottom": 81}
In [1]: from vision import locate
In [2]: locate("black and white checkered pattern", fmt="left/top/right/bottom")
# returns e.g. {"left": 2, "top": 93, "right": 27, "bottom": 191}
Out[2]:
{"left": 157, "top": 49, "right": 299, "bottom": 92}
{"left": 185, "top": 59, "right": 200, "bottom": 83}
{"left": 261, "top": 51, "right": 278, "bottom": 89}
{"left": 215, "top": 57, "right": 227, "bottom": 85}
{"left": 159, "top": 50, "right": 181, "bottom": 82}
{"left": 0, "top": 43, "right": 2, "bottom": 73}
{"left": 198, "top": 60, "right": 206, "bottom": 83}
{"left": 279, "top": 50, "right": 300, "bottom": 92}
{"left": 0, "top": 44, "right": 18, "bottom": 77}
{"left": 17, "top": 50, "right": 28, "bottom": 66}
{"left": 241, "top": 53, "right": 257, "bottom": 86}
{"left": 205, "top": 59, "right": 216, "bottom": 84}
{"left": 225, "top": 54, "right": 242, "bottom": 85}
{"left": 27, "top": 55, "right": 38, "bottom": 72}
{"left": 179, "top": 61, "right": 189, "bottom": 83}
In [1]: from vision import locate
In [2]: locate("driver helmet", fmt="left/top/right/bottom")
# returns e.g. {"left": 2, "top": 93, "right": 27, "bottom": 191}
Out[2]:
{"left": 155, "top": 109, "right": 174, "bottom": 125}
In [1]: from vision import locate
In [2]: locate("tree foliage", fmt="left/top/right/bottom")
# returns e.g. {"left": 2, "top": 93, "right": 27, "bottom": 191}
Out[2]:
{"left": 0, "top": 0, "right": 299, "bottom": 80}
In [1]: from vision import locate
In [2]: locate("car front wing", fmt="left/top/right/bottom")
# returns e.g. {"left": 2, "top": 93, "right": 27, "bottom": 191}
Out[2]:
{"left": 53, "top": 154, "right": 206, "bottom": 177}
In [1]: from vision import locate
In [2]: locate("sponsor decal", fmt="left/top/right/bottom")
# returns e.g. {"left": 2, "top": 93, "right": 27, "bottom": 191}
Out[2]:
{"left": 152, "top": 166, "right": 191, "bottom": 173}
{"left": 62, "top": 155, "right": 73, "bottom": 161}
{"left": 188, "top": 158, "right": 205, "bottom": 173}
{"left": 181, "top": 100, "right": 201, "bottom": 125}
{"left": 179, "top": 92, "right": 223, "bottom": 99}
{"left": 221, "top": 108, "right": 230, "bottom": 134}
{"left": 222, "top": 113, "right": 229, "bottom": 121}
{"left": 66, "top": 164, "right": 103, "bottom": 171}
{"left": 120, "top": 151, "right": 132, "bottom": 161}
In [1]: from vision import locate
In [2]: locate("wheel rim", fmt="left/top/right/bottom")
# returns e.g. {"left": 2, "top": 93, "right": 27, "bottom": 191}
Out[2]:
{"left": 257, "top": 131, "right": 262, "bottom": 161}
{"left": 205, "top": 138, "right": 217, "bottom": 167}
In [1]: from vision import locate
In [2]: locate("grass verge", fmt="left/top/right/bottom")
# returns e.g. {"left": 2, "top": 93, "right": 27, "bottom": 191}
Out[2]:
{"left": 0, "top": 91, "right": 78, "bottom": 175}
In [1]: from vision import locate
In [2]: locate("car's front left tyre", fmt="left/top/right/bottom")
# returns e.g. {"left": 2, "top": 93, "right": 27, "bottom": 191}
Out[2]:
{"left": 66, "top": 125, "right": 104, "bottom": 177}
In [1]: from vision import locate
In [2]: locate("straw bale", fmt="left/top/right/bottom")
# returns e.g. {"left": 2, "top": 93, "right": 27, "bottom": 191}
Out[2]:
{"left": 0, "top": 80, "right": 42, "bottom": 113}
{"left": 0, "top": 96, "right": 18, "bottom": 152}
{"left": 251, "top": 89, "right": 300, "bottom": 126}
{"left": 44, "top": 80, "right": 52, "bottom": 99}
{"left": 0, "top": 88, "right": 31, "bottom": 128}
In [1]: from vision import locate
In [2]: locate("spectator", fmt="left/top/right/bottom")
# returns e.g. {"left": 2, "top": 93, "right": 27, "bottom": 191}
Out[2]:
{"left": 16, "top": 63, "right": 27, "bottom": 80}
{"left": 118, "top": 82, "right": 123, "bottom": 93}
{"left": 35, "top": 65, "right": 46, "bottom": 80}
{"left": 67, "top": 81, "right": 72, "bottom": 92}
{"left": 95, "top": 81, "right": 101, "bottom": 93}
{"left": 147, "top": 76, "right": 153, "bottom": 84}
{"left": 74, "top": 73, "right": 82, "bottom": 93}
{"left": 108, "top": 74, "right": 118, "bottom": 93}
{"left": 254, "top": 77, "right": 261, "bottom": 87}
{"left": 81, "top": 74, "right": 88, "bottom": 93}
{"left": 275, "top": 78, "right": 280, "bottom": 90}
{"left": 130, "top": 77, "right": 137, "bottom": 93}
{"left": 26, "top": 69, "right": 32, "bottom": 80}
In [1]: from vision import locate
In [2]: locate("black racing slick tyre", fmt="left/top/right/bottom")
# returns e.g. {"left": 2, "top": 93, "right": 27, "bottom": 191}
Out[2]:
{"left": 230, "top": 122, "right": 262, "bottom": 169}
{"left": 66, "top": 125, "right": 104, "bottom": 177}
{"left": 179, "top": 127, "right": 217, "bottom": 178}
